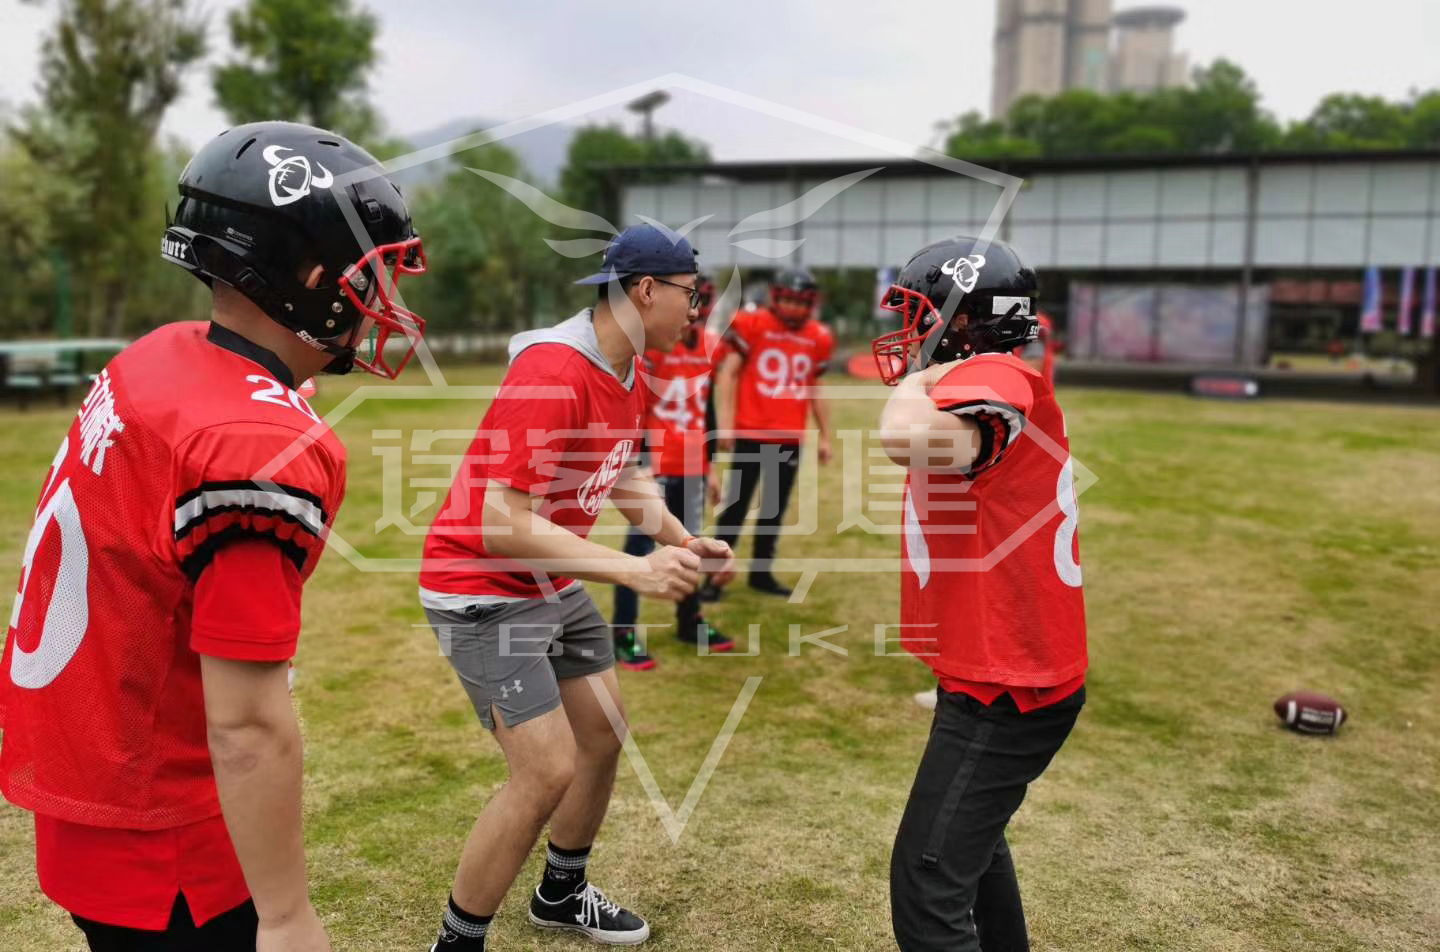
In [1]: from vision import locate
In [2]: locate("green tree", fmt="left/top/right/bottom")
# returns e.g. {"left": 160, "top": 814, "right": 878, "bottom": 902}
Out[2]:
{"left": 1408, "top": 90, "right": 1440, "bottom": 148}
{"left": 937, "top": 110, "right": 1041, "bottom": 160}
{"left": 1405, "top": 90, "right": 1440, "bottom": 147}
{"left": 1285, "top": 93, "right": 1411, "bottom": 149}
{"left": 941, "top": 59, "right": 1280, "bottom": 160}
{"left": 560, "top": 124, "right": 711, "bottom": 224}
{"left": 1170, "top": 60, "right": 1281, "bottom": 153}
{"left": 0, "top": 135, "right": 72, "bottom": 337}
{"left": 406, "top": 143, "right": 557, "bottom": 336}
{"left": 213, "top": 0, "right": 381, "bottom": 144}
{"left": 125, "top": 137, "right": 211, "bottom": 332}
{"left": 11, "top": 0, "right": 206, "bottom": 337}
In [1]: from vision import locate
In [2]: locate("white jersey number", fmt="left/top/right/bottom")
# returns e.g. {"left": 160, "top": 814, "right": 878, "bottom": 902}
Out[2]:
{"left": 904, "top": 454, "right": 1082, "bottom": 589}
{"left": 249, "top": 374, "right": 320, "bottom": 423}
{"left": 9, "top": 437, "right": 91, "bottom": 689}
{"left": 754, "top": 349, "right": 813, "bottom": 399}
{"left": 1054, "top": 456, "right": 1083, "bottom": 587}
{"left": 652, "top": 376, "right": 708, "bottom": 430}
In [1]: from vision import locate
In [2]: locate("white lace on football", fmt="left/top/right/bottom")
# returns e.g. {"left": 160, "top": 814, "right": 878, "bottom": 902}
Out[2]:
{"left": 577, "top": 883, "right": 623, "bottom": 926}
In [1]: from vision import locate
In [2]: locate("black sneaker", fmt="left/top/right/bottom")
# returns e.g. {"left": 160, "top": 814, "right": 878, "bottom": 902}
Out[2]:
{"left": 529, "top": 883, "right": 650, "bottom": 945}
{"left": 679, "top": 621, "right": 735, "bottom": 653}
{"left": 697, "top": 580, "right": 724, "bottom": 603}
{"left": 748, "top": 574, "right": 793, "bottom": 597}
{"left": 613, "top": 628, "right": 657, "bottom": 671}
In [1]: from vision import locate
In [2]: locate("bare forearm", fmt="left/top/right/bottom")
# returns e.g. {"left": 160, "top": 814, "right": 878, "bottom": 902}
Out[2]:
{"left": 610, "top": 469, "right": 691, "bottom": 546}
{"left": 714, "top": 358, "right": 739, "bottom": 434}
{"left": 209, "top": 717, "right": 309, "bottom": 924}
{"left": 878, "top": 373, "right": 934, "bottom": 435}
{"left": 483, "top": 486, "right": 645, "bottom": 585}
{"left": 811, "top": 392, "right": 832, "bottom": 440}
{"left": 878, "top": 374, "right": 980, "bottom": 470}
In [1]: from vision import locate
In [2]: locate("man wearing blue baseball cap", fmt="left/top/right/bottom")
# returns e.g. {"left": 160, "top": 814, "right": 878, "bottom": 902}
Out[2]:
{"left": 420, "top": 223, "right": 734, "bottom": 950}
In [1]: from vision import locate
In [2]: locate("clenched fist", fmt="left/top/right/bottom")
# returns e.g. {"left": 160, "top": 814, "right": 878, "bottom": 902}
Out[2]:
{"left": 686, "top": 536, "right": 736, "bottom": 586}
{"left": 628, "top": 545, "right": 702, "bottom": 602}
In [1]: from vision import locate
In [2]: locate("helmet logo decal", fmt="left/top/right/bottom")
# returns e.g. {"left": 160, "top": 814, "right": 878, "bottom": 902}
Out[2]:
{"left": 160, "top": 233, "right": 195, "bottom": 266}
{"left": 939, "top": 254, "right": 986, "bottom": 294}
{"left": 262, "top": 145, "right": 335, "bottom": 207}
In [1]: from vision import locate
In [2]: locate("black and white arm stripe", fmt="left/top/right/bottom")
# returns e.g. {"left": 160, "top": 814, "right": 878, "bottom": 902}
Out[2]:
{"left": 934, "top": 399, "right": 1027, "bottom": 473}
{"left": 173, "top": 481, "right": 328, "bottom": 540}
{"left": 172, "top": 481, "right": 329, "bottom": 580}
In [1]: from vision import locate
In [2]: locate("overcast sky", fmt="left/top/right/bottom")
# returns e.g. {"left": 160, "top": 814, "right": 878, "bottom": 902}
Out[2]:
{"left": 3, "top": 0, "right": 1439, "bottom": 160}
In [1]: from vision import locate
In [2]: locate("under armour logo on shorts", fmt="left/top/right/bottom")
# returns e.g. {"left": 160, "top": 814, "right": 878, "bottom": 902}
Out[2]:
{"left": 498, "top": 679, "right": 524, "bottom": 699}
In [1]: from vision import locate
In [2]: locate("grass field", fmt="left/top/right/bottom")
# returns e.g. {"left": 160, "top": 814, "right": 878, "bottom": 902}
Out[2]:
{"left": 2, "top": 364, "right": 1439, "bottom": 951}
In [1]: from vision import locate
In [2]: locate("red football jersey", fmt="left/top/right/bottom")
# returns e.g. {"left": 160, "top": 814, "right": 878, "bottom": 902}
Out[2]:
{"left": 899, "top": 353, "right": 1087, "bottom": 687}
{"left": 0, "top": 321, "right": 346, "bottom": 830}
{"left": 421, "top": 334, "right": 646, "bottom": 600}
{"left": 641, "top": 327, "right": 721, "bottom": 477}
{"left": 724, "top": 307, "right": 833, "bottom": 443}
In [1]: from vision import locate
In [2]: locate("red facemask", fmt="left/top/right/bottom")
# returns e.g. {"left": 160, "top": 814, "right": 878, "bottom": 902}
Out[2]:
{"left": 870, "top": 284, "right": 954, "bottom": 386}
{"left": 338, "top": 236, "right": 428, "bottom": 379}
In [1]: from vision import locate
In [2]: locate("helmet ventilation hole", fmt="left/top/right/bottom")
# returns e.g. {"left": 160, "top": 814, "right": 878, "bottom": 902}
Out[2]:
{"left": 235, "top": 137, "right": 258, "bottom": 160}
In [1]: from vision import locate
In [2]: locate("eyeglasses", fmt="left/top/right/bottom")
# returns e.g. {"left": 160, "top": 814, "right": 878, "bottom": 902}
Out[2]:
{"left": 649, "top": 277, "right": 702, "bottom": 310}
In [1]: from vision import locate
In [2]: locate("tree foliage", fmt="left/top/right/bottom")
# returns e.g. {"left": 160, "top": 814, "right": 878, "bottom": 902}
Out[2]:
{"left": 943, "top": 60, "right": 1282, "bottom": 160}
{"left": 213, "top": 0, "right": 382, "bottom": 145}
{"left": 1283, "top": 93, "right": 1418, "bottom": 150}
{"left": 8, "top": 0, "right": 207, "bottom": 337}
{"left": 560, "top": 124, "right": 711, "bottom": 223}
{"left": 404, "top": 143, "right": 559, "bottom": 336}
{"left": 943, "top": 59, "right": 1440, "bottom": 162}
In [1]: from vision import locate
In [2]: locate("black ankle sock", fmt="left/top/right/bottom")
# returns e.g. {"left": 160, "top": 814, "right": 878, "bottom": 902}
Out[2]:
{"left": 538, "top": 841, "right": 590, "bottom": 902}
{"left": 435, "top": 894, "right": 491, "bottom": 950}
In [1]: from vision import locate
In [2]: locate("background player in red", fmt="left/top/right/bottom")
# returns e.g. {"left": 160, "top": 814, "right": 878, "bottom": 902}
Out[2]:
{"left": 610, "top": 275, "right": 736, "bottom": 669}
{"left": 0, "top": 121, "right": 426, "bottom": 952}
{"left": 419, "top": 225, "right": 735, "bottom": 950}
{"left": 708, "top": 268, "right": 834, "bottom": 599}
{"left": 873, "top": 237, "right": 1087, "bottom": 952}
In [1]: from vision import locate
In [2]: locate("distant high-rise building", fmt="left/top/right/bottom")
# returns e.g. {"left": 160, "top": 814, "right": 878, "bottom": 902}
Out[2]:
{"left": 1110, "top": 6, "right": 1188, "bottom": 94}
{"left": 1067, "top": 0, "right": 1114, "bottom": 94}
{"left": 991, "top": 1, "right": 1188, "bottom": 117}
{"left": 992, "top": 0, "right": 1073, "bottom": 119}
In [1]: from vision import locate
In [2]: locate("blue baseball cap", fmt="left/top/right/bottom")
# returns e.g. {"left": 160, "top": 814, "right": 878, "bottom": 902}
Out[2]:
{"left": 574, "top": 222, "right": 699, "bottom": 285}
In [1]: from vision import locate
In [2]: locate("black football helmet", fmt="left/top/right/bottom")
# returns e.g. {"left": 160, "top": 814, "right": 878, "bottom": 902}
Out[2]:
{"left": 769, "top": 267, "right": 820, "bottom": 327}
{"left": 871, "top": 236, "right": 1038, "bottom": 385}
{"left": 162, "top": 121, "right": 427, "bottom": 378}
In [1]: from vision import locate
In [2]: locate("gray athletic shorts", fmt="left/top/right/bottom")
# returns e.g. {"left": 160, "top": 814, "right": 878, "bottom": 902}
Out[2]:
{"left": 422, "top": 583, "right": 615, "bottom": 730}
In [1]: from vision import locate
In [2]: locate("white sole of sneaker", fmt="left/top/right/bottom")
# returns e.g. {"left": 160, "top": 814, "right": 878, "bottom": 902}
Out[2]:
{"left": 528, "top": 912, "right": 651, "bottom": 945}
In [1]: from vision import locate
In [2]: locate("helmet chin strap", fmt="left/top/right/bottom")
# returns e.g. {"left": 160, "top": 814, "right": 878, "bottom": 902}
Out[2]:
{"left": 322, "top": 351, "right": 356, "bottom": 375}
{"left": 304, "top": 318, "right": 368, "bottom": 376}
